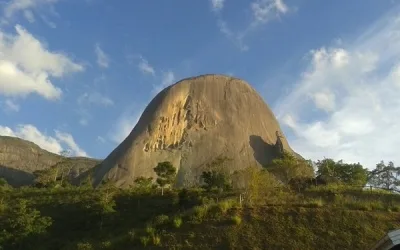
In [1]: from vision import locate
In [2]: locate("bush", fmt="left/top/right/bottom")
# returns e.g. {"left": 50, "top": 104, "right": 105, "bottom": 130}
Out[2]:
{"left": 139, "top": 236, "right": 150, "bottom": 246}
{"left": 100, "top": 240, "right": 112, "bottom": 249}
{"left": 190, "top": 205, "right": 209, "bottom": 223}
{"left": 127, "top": 229, "right": 135, "bottom": 241}
{"left": 152, "top": 234, "right": 161, "bottom": 246}
{"left": 153, "top": 214, "right": 169, "bottom": 226}
{"left": 145, "top": 225, "right": 155, "bottom": 235}
{"left": 306, "top": 198, "right": 324, "bottom": 208}
{"left": 76, "top": 242, "right": 93, "bottom": 250}
{"left": 231, "top": 215, "right": 242, "bottom": 225}
{"left": 218, "top": 199, "right": 236, "bottom": 213}
{"left": 172, "top": 216, "right": 183, "bottom": 228}
{"left": 178, "top": 188, "right": 204, "bottom": 209}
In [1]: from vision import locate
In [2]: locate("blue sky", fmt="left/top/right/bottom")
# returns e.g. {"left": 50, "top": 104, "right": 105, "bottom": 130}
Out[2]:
{"left": 0, "top": 0, "right": 399, "bottom": 169}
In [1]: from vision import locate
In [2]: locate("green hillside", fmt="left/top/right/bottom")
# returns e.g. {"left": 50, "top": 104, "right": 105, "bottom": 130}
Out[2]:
{"left": 1, "top": 183, "right": 399, "bottom": 250}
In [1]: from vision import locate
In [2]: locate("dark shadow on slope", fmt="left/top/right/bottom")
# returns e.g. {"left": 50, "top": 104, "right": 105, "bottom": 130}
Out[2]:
{"left": 249, "top": 135, "right": 277, "bottom": 167}
{"left": 0, "top": 165, "right": 35, "bottom": 187}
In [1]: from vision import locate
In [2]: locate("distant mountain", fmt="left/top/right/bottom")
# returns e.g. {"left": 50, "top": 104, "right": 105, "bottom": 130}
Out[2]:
{"left": 0, "top": 136, "right": 101, "bottom": 186}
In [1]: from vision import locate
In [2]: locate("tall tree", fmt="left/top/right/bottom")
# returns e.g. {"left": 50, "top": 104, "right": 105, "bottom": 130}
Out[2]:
{"left": 153, "top": 161, "right": 176, "bottom": 196}
{"left": 268, "top": 152, "right": 314, "bottom": 185}
{"left": 369, "top": 161, "right": 400, "bottom": 191}
{"left": 316, "top": 159, "right": 368, "bottom": 186}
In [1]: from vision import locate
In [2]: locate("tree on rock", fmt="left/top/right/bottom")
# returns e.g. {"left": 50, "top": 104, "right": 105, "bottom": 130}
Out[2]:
{"left": 153, "top": 161, "right": 176, "bottom": 196}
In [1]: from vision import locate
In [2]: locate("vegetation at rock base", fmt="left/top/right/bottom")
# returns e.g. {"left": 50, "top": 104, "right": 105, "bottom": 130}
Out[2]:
{"left": 1, "top": 155, "right": 400, "bottom": 249}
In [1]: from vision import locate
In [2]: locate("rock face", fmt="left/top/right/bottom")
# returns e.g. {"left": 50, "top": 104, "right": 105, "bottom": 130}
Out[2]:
{"left": 0, "top": 136, "right": 100, "bottom": 186}
{"left": 93, "top": 74, "right": 299, "bottom": 188}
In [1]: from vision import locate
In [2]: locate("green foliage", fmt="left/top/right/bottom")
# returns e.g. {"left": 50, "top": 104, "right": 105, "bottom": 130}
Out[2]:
{"left": 269, "top": 152, "right": 315, "bottom": 185}
{"left": 230, "top": 215, "right": 242, "bottom": 225}
{"left": 369, "top": 160, "right": 400, "bottom": 191}
{"left": 172, "top": 216, "right": 183, "bottom": 228}
{"left": 153, "top": 214, "right": 169, "bottom": 226}
{"left": 316, "top": 158, "right": 368, "bottom": 185}
{"left": 139, "top": 236, "right": 150, "bottom": 246}
{"left": 201, "top": 170, "right": 232, "bottom": 191}
{"left": 76, "top": 242, "right": 94, "bottom": 250}
{"left": 133, "top": 176, "right": 154, "bottom": 192}
{"left": 178, "top": 188, "right": 204, "bottom": 208}
{"left": 0, "top": 199, "right": 52, "bottom": 247}
{"left": 0, "top": 178, "right": 11, "bottom": 191}
{"left": 154, "top": 161, "right": 176, "bottom": 195}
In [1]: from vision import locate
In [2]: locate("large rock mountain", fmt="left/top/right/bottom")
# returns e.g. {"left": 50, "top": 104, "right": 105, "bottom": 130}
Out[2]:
{"left": 0, "top": 136, "right": 100, "bottom": 186}
{"left": 93, "top": 74, "right": 299, "bottom": 188}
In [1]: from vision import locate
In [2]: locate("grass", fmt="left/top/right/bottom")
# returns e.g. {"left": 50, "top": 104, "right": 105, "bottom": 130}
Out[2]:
{"left": 1, "top": 185, "right": 400, "bottom": 249}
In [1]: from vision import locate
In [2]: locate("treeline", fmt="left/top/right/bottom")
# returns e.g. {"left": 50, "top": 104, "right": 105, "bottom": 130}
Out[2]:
{"left": 1, "top": 152, "right": 398, "bottom": 194}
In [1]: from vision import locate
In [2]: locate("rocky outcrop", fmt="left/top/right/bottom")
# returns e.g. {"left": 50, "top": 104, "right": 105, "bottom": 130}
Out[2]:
{"left": 0, "top": 136, "right": 100, "bottom": 186}
{"left": 93, "top": 74, "right": 300, "bottom": 188}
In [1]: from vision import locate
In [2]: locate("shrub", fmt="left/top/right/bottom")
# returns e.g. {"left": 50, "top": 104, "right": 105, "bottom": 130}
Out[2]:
{"left": 306, "top": 198, "right": 324, "bottom": 208}
{"left": 218, "top": 199, "right": 236, "bottom": 213}
{"left": 172, "top": 216, "right": 183, "bottom": 228}
{"left": 152, "top": 234, "right": 161, "bottom": 246}
{"left": 127, "top": 229, "right": 135, "bottom": 241}
{"left": 369, "top": 201, "right": 386, "bottom": 211}
{"left": 178, "top": 188, "right": 204, "bottom": 209}
{"left": 139, "top": 236, "right": 151, "bottom": 246}
{"left": 190, "top": 205, "right": 209, "bottom": 223}
{"left": 153, "top": 214, "right": 169, "bottom": 226}
{"left": 76, "top": 242, "right": 93, "bottom": 250}
{"left": 145, "top": 225, "right": 155, "bottom": 235}
{"left": 100, "top": 240, "right": 112, "bottom": 249}
{"left": 231, "top": 215, "right": 242, "bottom": 225}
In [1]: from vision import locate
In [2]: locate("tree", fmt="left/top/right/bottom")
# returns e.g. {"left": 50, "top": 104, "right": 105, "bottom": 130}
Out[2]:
{"left": 231, "top": 167, "right": 281, "bottom": 206}
{"left": 268, "top": 152, "right": 314, "bottom": 186}
{"left": 369, "top": 161, "right": 400, "bottom": 191}
{"left": 0, "top": 199, "right": 52, "bottom": 247}
{"left": 201, "top": 170, "right": 231, "bottom": 191}
{"left": 133, "top": 177, "right": 154, "bottom": 192}
{"left": 153, "top": 161, "right": 176, "bottom": 196}
{"left": 0, "top": 178, "right": 11, "bottom": 190}
{"left": 33, "top": 167, "right": 58, "bottom": 188}
{"left": 316, "top": 159, "right": 368, "bottom": 186}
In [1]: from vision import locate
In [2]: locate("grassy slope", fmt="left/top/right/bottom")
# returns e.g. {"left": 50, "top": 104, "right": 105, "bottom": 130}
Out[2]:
{"left": 1, "top": 186, "right": 399, "bottom": 250}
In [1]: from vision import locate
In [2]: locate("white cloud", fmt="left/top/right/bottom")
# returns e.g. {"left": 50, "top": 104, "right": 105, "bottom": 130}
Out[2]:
{"left": 217, "top": 20, "right": 248, "bottom": 51}
{"left": 212, "top": 0, "right": 289, "bottom": 51}
{"left": 94, "top": 44, "right": 109, "bottom": 68}
{"left": 40, "top": 15, "right": 57, "bottom": 28}
{"left": 3, "top": 0, "right": 58, "bottom": 23}
{"left": 96, "top": 136, "right": 105, "bottom": 143}
{"left": 3, "top": 99, "right": 20, "bottom": 112}
{"left": 211, "top": 0, "right": 224, "bottom": 12}
{"left": 77, "top": 92, "right": 114, "bottom": 107}
{"left": 311, "top": 91, "right": 336, "bottom": 112}
{"left": 138, "top": 56, "right": 155, "bottom": 76}
{"left": 274, "top": 9, "right": 400, "bottom": 168}
{"left": 251, "top": 0, "right": 288, "bottom": 23}
{"left": 0, "top": 25, "right": 83, "bottom": 100}
{"left": 0, "top": 124, "right": 87, "bottom": 156}
{"left": 23, "top": 10, "right": 35, "bottom": 23}
{"left": 55, "top": 130, "right": 88, "bottom": 157}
